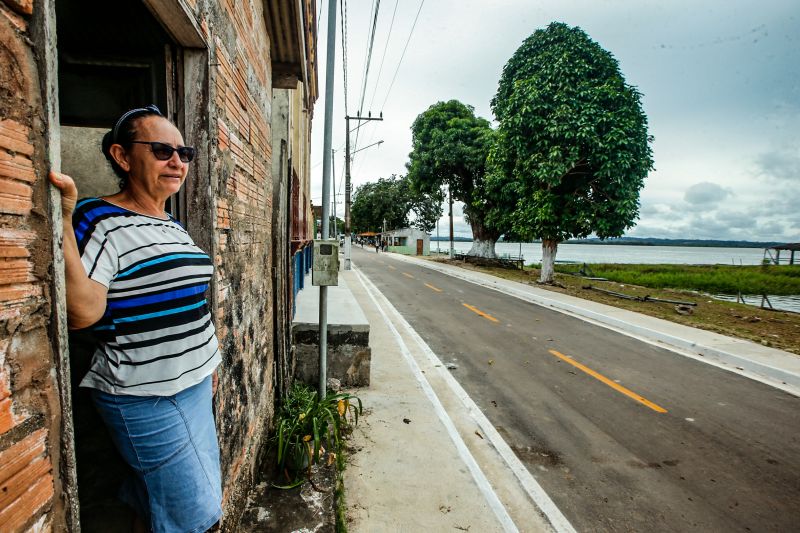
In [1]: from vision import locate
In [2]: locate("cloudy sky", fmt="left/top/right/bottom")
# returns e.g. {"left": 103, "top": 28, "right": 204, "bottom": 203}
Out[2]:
{"left": 309, "top": 0, "right": 799, "bottom": 242}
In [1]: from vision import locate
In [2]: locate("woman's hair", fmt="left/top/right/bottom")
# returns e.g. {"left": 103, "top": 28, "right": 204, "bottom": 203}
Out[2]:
{"left": 101, "top": 104, "right": 164, "bottom": 189}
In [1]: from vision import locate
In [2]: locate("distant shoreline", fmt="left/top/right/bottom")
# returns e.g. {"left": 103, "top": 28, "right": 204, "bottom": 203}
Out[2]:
{"left": 428, "top": 237, "right": 783, "bottom": 249}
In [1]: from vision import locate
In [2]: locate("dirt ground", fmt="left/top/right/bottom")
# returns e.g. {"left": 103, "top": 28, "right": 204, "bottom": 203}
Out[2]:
{"left": 430, "top": 258, "right": 800, "bottom": 356}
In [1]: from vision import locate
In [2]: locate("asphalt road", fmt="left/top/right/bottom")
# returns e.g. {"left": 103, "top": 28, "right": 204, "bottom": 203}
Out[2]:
{"left": 352, "top": 247, "right": 800, "bottom": 532}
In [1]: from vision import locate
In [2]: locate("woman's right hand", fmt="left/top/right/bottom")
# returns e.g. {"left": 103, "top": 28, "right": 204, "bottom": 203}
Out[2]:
{"left": 48, "top": 170, "right": 78, "bottom": 216}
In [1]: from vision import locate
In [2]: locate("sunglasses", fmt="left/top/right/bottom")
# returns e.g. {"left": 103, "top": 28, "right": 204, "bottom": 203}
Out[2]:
{"left": 129, "top": 141, "right": 196, "bottom": 163}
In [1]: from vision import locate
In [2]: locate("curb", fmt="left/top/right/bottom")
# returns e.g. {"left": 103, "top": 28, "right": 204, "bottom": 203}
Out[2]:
{"left": 387, "top": 253, "right": 800, "bottom": 396}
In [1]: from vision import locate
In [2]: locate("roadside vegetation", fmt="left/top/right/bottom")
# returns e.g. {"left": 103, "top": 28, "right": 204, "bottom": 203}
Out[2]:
{"left": 556, "top": 263, "right": 800, "bottom": 295}
{"left": 432, "top": 258, "right": 800, "bottom": 355}
{"left": 272, "top": 382, "right": 362, "bottom": 531}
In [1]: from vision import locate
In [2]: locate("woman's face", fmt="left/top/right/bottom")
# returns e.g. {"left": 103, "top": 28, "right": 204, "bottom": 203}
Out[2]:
{"left": 121, "top": 116, "right": 189, "bottom": 201}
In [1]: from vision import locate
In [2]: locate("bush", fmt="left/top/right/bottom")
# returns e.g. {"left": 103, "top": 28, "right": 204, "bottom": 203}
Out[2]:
{"left": 273, "top": 382, "right": 362, "bottom": 488}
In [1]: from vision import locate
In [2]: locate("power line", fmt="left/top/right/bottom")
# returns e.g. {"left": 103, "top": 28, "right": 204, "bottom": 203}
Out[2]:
{"left": 353, "top": 0, "right": 381, "bottom": 154}
{"left": 340, "top": 0, "right": 350, "bottom": 116}
{"left": 367, "top": 0, "right": 398, "bottom": 112}
{"left": 381, "top": 0, "right": 425, "bottom": 112}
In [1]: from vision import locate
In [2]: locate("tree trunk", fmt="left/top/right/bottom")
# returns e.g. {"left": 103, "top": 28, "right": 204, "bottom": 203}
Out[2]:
{"left": 467, "top": 220, "right": 499, "bottom": 258}
{"left": 539, "top": 239, "right": 559, "bottom": 283}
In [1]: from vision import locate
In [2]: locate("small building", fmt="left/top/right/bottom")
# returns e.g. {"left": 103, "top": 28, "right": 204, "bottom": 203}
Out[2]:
{"left": 385, "top": 227, "right": 430, "bottom": 256}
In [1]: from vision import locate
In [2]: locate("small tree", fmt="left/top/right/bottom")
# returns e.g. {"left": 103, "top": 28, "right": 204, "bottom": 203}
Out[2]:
{"left": 407, "top": 100, "right": 503, "bottom": 258}
{"left": 489, "top": 22, "right": 654, "bottom": 282}
{"left": 351, "top": 175, "right": 441, "bottom": 234}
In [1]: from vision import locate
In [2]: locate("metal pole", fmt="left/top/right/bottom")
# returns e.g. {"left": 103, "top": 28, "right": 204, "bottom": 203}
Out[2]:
{"left": 331, "top": 149, "right": 337, "bottom": 239}
{"left": 449, "top": 185, "right": 454, "bottom": 258}
{"left": 436, "top": 216, "right": 440, "bottom": 254}
{"left": 344, "top": 116, "right": 352, "bottom": 270}
{"left": 318, "top": 0, "right": 337, "bottom": 399}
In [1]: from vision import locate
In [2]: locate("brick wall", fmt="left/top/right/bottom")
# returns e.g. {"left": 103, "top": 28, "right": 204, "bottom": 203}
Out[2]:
{"left": 200, "top": 0, "right": 278, "bottom": 525}
{"left": 0, "top": 1, "right": 61, "bottom": 531}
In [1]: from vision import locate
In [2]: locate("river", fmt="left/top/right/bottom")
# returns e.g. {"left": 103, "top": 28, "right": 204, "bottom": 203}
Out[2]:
{"left": 429, "top": 241, "right": 799, "bottom": 313}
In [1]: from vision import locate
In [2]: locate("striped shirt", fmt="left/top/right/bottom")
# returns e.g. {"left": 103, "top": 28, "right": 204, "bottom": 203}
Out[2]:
{"left": 73, "top": 198, "right": 220, "bottom": 396}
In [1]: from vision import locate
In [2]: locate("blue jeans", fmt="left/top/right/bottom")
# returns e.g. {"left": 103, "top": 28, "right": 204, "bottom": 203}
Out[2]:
{"left": 91, "top": 376, "right": 222, "bottom": 533}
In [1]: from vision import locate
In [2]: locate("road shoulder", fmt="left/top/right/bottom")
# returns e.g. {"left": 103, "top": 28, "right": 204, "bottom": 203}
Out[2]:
{"left": 342, "top": 267, "right": 569, "bottom": 532}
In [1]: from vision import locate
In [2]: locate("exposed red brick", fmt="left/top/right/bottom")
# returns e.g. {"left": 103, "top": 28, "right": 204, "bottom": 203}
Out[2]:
{"left": 0, "top": 258, "right": 33, "bottom": 285}
{"left": 0, "top": 177, "right": 32, "bottom": 216}
{"left": 0, "top": 0, "right": 33, "bottom": 16}
{"left": 0, "top": 456, "right": 51, "bottom": 510}
{"left": 0, "top": 473, "right": 54, "bottom": 533}
{"left": 0, "top": 151, "right": 35, "bottom": 183}
{"left": 0, "top": 397, "right": 20, "bottom": 434}
{"left": 0, "top": 120, "right": 33, "bottom": 157}
{"left": 0, "top": 284, "right": 41, "bottom": 304}
{"left": 0, "top": 229, "right": 35, "bottom": 258}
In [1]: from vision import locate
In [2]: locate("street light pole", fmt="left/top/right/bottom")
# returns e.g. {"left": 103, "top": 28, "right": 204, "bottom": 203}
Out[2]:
{"left": 318, "top": 0, "right": 337, "bottom": 400}
{"left": 344, "top": 114, "right": 383, "bottom": 270}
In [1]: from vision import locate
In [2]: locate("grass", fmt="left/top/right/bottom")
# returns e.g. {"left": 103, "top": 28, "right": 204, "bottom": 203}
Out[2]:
{"left": 554, "top": 263, "right": 800, "bottom": 295}
{"left": 428, "top": 258, "right": 800, "bottom": 355}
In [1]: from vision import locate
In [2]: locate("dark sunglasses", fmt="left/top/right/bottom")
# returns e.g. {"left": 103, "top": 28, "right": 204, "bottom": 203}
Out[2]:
{"left": 129, "top": 141, "right": 196, "bottom": 163}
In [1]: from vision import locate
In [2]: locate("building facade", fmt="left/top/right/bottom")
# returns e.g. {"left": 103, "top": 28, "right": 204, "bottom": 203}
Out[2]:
{"left": 0, "top": 0, "right": 316, "bottom": 530}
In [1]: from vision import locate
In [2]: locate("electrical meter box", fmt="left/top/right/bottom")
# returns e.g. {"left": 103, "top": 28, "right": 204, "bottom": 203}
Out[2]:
{"left": 312, "top": 240, "right": 339, "bottom": 286}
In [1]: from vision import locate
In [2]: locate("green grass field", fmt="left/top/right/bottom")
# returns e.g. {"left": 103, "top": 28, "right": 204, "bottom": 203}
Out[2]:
{"left": 552, "top": 263, "right": 800, "bottom": 295}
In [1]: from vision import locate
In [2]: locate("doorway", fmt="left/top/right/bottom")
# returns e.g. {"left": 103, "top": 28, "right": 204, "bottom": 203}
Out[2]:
{"left": 55, "top": 1, "right": 182, "bottom": 529}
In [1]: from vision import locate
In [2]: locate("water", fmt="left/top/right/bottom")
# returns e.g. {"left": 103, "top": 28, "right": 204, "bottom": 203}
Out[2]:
{"left": 435, "top": 241, "right": 767, "bottom": 265}
{"left": 430, "top": 241, "right": 799, "bottom": 313}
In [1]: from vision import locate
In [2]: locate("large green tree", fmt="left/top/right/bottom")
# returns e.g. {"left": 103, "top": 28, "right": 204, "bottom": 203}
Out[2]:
{"left": 489, "top": 22, "right": 654, "bottom": 282}
{"left": 406, "top": 100, "right": 502, "bottom": 258}
{"left": 350, "top": 175, "right": 441, "bottom": 234}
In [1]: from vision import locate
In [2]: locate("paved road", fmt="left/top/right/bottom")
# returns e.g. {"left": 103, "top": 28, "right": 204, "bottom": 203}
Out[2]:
{"left": 352, "top": 247, "right": 800, "bottom": 532}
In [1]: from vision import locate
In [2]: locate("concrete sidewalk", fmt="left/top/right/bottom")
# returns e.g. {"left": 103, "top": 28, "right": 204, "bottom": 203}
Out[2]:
{"left": 342, "top": 268, "right": 571, "bottom": 533}
{"left": 386, "top": 253, "right": 800, "bottom": 396}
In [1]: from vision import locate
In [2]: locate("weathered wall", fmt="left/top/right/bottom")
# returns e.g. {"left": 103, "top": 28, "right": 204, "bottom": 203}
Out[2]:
{"left": 196, "top": 0, "right": 277, "bottom": 526}
{"left": 0, "top": 1, "right": 63, "bottom": 531}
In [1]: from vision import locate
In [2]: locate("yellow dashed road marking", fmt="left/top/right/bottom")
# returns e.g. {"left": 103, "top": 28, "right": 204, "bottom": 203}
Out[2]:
{"left": 462, "top": 303, "right": 499, "bottom": 323}
{"left": 548, "top": 349, "right": 668, "bottom": 413}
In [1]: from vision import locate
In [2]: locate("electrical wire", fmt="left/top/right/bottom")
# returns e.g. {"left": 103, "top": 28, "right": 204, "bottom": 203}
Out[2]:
{"left": 340, "top": 0, "right": 350, "bottom": 116}
{"left": 353, "top": 0, "right": 382, "bottom": 154}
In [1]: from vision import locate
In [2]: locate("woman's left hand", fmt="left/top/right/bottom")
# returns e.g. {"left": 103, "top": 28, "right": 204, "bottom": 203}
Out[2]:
{"left": 212, "top": 371, "right": 218, "bottom": 396}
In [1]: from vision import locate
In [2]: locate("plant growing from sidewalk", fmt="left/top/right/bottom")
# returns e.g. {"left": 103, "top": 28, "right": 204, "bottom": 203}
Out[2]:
{"left": 273, "top": 382, "right": 362, "bottom": 488}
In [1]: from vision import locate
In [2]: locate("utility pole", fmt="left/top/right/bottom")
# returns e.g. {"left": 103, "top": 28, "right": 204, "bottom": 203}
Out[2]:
{"left": 331, "top": 148, "right": 337, "bottom": 239}
{"left": 344, "top": 113, "right": 383, "bottom": 270}
{"left": 318, "top": 0, "right": 337, "bottom": 399}
{"left": 449, "top": 185, "right": 455, "bottom": 258}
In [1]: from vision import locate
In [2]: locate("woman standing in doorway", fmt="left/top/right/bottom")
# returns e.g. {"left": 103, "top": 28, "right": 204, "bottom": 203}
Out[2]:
{"left": 50, "top": 105, "right": 222, "bottom": 533}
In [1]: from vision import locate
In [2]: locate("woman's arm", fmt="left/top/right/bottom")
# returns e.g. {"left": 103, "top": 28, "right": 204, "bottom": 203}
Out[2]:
{"left": 49, "top": 171, "right": 109, "bottom": 329}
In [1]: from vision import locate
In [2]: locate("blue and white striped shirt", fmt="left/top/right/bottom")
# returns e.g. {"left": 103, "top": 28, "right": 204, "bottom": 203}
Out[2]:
{"left": 74, "top": 198, "right": 220, "bottom": 396}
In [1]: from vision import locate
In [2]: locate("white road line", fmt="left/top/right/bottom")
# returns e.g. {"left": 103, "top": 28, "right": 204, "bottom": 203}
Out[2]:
{"left": 354, "top": 263, "right": 576, "bottom": 533}
{"left": 353, "top": 266, "right": 520, "bottom": 533}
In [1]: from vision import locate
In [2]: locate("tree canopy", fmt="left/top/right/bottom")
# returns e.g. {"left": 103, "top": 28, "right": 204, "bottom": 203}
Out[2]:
{"left": 488, "top": 22, "right": 654, "bottom": 281}
{"left": 406, "top": 100, "right": 503, "bottom": 257}
{"left": 350, "top": 175, "right": 441, "bottom": 234}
